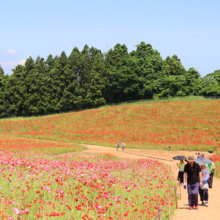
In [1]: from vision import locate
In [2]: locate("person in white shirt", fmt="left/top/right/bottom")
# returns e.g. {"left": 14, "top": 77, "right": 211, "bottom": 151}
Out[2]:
{"left": 195, "top": 153, "right": 198, "bottom": 160}
{"left": 122, "top": 141, "right": 125, "bottom": 151}
{"left": 199, "top": 165, "right": 210, "bottom": 207}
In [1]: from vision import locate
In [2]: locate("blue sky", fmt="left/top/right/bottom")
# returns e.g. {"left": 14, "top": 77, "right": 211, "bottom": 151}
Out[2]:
{"left": 0, "top": 0, "right": 220, "bottom": 76}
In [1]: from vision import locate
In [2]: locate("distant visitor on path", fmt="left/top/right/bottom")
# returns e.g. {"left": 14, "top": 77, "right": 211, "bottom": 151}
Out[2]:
{"left": 184, "top": 155, "right": 202, "bottom": 210}
{"left": 195, "top": 153, "right": 198, "bottom": 160}
{"left": 206, "top": 162, "right": 215, "bottom": 188}
{"left": 122, "top": 141, "right": 125, "bottom": 151}
{"left": 177, "top": 160, "right": 185, "bottom": 184}
{"left": 116, "top": 141, "right": 119, "bottom": 151}
{"left": 199, "top": 165, "right": 209, "bottom": 207}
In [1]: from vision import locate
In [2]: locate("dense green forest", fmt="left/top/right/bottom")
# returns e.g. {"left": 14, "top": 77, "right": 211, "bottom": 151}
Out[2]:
{"left": 0, "top": 42, "right": 220, "bottom": 117}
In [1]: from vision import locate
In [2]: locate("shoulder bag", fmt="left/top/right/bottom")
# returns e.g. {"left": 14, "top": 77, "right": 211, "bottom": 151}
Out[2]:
{"left": 201, "top": 181, "right": 209, "bottom": 190}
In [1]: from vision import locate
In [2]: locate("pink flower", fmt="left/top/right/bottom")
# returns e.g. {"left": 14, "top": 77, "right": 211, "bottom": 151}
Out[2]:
{"left": 9, "top": 217, "right": 14, "bottom": 220}
{"left": 97, "top": 205, "right": 102, "bottom": 209}
{"left": 22, "top": 209, "right": 29, "bottom": 214}
{"left": 13, "top": 208, "right": 20, "bottom": 215}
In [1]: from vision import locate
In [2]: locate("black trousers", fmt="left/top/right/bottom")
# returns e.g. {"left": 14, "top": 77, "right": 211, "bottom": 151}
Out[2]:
{"left": 199, "top": 187, "right": 208, "bottom": 201}
{"left": 178, "top": 171, "right": 184, "bottom": 183}
{"left": 209, "top": 173, "right": 214, "bottom": 188}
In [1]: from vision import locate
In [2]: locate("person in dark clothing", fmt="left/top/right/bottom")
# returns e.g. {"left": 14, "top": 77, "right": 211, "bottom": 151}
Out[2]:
{"left": 177, "top": 160, "right": 185, "bottom": 184}
{"left": 184, "top": 155, "right": 202, "bottom": 210}
{"left": 116, "top": 141, "right": 119, "bottom": 151}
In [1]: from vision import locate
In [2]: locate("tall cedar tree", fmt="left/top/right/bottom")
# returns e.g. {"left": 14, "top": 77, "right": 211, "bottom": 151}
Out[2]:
{"left": 106, "top": 44, "right": 131, "bottom": 102}
{"left": 60, "top": 47, "right": 82, "bottom": 111}
{"left": 79, "top": 45, "right": 92, "bottom": 107}
{"left": 86, "top": 54, "right": 106, "bottom": 106}
{"left": 133, "top": 42, "right": 168, "bottom": 99}
{"left": 48, "top": 51, "right": 68, "bottom": 112}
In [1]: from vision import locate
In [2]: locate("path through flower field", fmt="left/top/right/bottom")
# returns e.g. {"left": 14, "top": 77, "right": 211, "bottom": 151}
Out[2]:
{"left": 0, "top": 136, "right": 219, "bottom": 219}
{"left": 0, "top": 137, "right": 178, "bottom": 220}
{"left": 74, "top": 144, "right": 220, "bottom": 220}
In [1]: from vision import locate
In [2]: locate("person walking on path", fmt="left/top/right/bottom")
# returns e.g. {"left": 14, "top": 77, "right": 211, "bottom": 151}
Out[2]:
{"left": 177, "top": 160, "right": 185, "bottom": 184}
{"left": 122, "top": 141, "right": 125, "bottom": 151}
{"left": 206, "top": 162, "right": 215, "bottom": 188}
{"left": 184, "top": 155, "right": 202, "bottom": 210}
{"left": 116, "top": 141, "right": 119, "bottom": 151}
{"left": 199, "top": 165, "right": 210, "bottom": 207}
{"left": 195, "top": 153, "right": 198, "bottom": 160}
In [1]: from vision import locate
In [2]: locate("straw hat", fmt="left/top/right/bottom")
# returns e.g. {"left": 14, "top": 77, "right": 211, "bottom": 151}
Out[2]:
{"left": 187, "top": 155, "right": 195, "bottom": 162}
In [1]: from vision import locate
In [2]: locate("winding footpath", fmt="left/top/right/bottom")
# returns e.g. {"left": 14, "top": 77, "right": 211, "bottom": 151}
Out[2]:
{"left": 73, "top": 144, "right": 220, "bottom": 220}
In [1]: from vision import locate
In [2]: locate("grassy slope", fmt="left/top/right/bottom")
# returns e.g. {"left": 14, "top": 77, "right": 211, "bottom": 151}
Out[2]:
{"left": 0, "top": 97, "right": 220, "bottom": 152}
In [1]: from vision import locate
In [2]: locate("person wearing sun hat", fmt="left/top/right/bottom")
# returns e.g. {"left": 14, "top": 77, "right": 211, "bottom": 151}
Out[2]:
{"left": 184, "top": 155, "right": 202, "bottom": 210}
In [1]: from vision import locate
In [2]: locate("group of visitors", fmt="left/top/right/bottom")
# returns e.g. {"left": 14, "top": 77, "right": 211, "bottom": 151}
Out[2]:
{"left": 177, "top": 153, "right": 215, "bottom": 210}
{"left": 116, "top": 141, "right": 125, "bottom": 151}
{"left": 195, "top": 152, "right": 204, "bottom": 159}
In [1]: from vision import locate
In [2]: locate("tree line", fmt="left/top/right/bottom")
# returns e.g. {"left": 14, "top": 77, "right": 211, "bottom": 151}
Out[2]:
{"left": 0, "top": 42, "right": 220, "bottom": 117}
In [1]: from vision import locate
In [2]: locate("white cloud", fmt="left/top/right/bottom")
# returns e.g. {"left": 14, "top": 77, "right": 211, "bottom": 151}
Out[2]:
{"left": 0, "top": 59, "right": 26, "bottom": 67}
{"left": 7, "top": 49, "right": 19, "bottom": 54}
{"left": 16, "top": 59, "right": 26, "bottom": 65}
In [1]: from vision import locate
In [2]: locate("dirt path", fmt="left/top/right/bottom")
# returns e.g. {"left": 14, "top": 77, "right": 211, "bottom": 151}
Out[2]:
{"left": 72, "top": 144, "right": 220, "bottom": 220}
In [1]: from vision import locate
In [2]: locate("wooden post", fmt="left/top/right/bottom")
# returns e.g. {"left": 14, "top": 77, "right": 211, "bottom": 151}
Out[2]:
{"left": 179, "top": 178, "right": 181, "bottom": 200}
{"left": 168, "top": 192, "right": 171, "bottom": 220}
{"left": 158, "top": 203, "right": 162, "bottom": 220}
{"left": 174, "top": 188, "right": 178, "bottom": 209}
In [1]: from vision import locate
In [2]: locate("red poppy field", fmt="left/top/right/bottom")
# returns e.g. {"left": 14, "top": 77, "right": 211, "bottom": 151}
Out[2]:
{"left": 0, "top": 143, "right": 177, "bottom": 219}
{"left": 0, "top": 136, "right": 85, "bottom": 155}
{"left": 0, "top": 99, "right": 220, "bottom": 219}
{"left": 0, "top": 100, "right": 220, "bottom": 151}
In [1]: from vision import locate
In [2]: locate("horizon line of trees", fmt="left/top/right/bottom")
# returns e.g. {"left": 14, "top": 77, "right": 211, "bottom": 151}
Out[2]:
{"left": 0, "top": 42, "right": 220, "bottom": 117}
